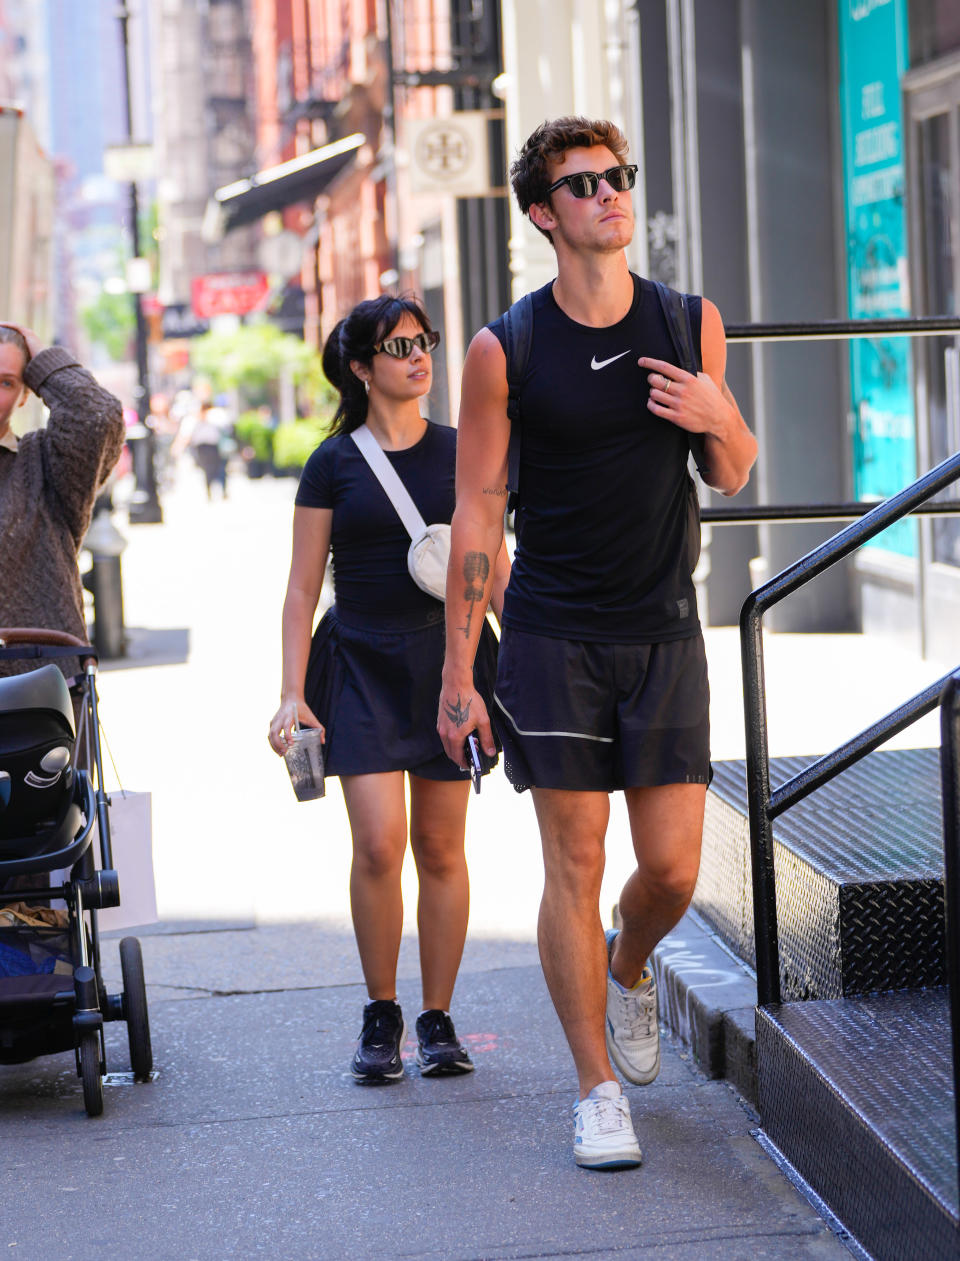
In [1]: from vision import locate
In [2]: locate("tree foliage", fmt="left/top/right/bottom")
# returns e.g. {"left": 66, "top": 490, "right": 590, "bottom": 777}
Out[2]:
{"left": 190, "top": 322, "right": 333, "bottom": 413}
{"left": 79, "top": 291, "right": 135, "bottom": 362}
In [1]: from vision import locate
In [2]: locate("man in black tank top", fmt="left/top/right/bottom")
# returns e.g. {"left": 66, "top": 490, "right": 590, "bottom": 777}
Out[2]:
{"left": 438, "top": 117, "right": 757, "bottom": 1170}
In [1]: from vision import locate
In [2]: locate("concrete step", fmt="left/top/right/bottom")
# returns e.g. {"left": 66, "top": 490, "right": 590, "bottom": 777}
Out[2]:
{"left": 651, "top": 908, "right": 759, "bottom": 1106}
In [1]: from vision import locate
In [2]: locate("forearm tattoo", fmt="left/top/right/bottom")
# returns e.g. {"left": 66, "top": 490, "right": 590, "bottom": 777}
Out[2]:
{"left": 458, "top": 550, "right": 490, "bottom": 640}
{"left": 443, "top": 693, "right": 472, "bottom": 729}
{"left": 482, "top": 486, "right": 507, "bottom": 497}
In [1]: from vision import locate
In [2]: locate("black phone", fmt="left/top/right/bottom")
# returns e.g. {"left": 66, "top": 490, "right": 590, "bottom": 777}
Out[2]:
{"left": 466, "top": 733, "right": 484, "bottom": 794}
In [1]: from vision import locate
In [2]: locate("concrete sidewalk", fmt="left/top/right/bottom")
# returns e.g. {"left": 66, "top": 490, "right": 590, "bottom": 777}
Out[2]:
{"left": 4, "top": 460, "right": 948, "bottom": 1258}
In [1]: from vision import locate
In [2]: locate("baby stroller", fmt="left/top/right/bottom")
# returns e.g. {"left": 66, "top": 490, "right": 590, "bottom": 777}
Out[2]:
{"left": 0, "top": 628, "right": 152, "bottom": 1116}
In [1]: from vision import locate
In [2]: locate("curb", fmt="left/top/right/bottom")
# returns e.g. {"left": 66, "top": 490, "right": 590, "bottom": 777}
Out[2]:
{"left": 649, "top": 908, "right": 759, "bottom": 1105}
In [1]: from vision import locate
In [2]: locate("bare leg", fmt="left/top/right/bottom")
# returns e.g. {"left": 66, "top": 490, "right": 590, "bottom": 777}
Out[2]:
{"left": 532, "top": 787, "right": 615, "bottom": 1099}
{"left": 340, "top": 772, "right": 408, "bottom": 1000}
{"left": 609, "top": 783, "right": 706, "bottom": 988}
{"left": 408, "top": 774, "right": 472, "bottom": 1011}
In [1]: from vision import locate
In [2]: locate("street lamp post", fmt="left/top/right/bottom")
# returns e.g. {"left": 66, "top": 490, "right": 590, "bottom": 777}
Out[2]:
{"left": 117, "top": 1, "right": 162, "bottom": 524}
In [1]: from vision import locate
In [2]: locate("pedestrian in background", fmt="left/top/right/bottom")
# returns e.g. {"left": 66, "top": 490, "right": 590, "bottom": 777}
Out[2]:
{"left": 438, "top": 117, "right": 757, "bottom": 1169}
{"left": 268, "top": 294, "right": 509, "bottom": 1084}
{"left": 181, "top": 398, "right": 232, "bottom": 500}
{"left": 147, "top": 392, "right": 180, "bottom": 490}
{"left": 0, "top": 321, "right": 124, "bottom": 682}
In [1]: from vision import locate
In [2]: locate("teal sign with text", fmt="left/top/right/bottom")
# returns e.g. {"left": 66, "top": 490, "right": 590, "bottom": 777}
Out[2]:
{"left": 839, "top": 0, "right": 915, "bottom": 556}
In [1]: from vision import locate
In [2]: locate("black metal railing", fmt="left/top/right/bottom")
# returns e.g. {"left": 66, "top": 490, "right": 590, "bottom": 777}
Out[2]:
{"left": 740, "top": 447, "right": 960, "bottom": 1006}
{"left": 941, "top": 672, "right": 960, "bottom": 1180}
{"left": 702, "top": 314, "right": 960, "bottom": 526}
{"left": 725, "top": 315, "right": 960, "bottom": 343}
{"left": 725, "top": 311, "right": 960, "bottom": 1196}
{"left": 727, "top": 313, "right": 960, "bottom": 1000}
{"left": 703, "top": 499, "right": 960, "bottom": 525}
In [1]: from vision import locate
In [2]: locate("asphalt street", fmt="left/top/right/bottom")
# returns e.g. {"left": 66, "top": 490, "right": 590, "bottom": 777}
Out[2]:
{"left": 2, "top": 456, "right": 949, "bottom": 1260}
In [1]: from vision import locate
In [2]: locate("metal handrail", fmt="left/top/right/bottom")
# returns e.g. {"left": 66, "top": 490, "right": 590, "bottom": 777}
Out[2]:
{"left": 732, "top": 311, "right": 960, "bottom": 1200}
{"left": 940, "top": 672, "right": 960, "bottom": 1181}
{"left": 701, "top": 314, "right": 960, "bottom": 524}
{"left": 741, "top": 448, "right": 960, "bottom": 1008}
{"left": 702, "top": 500, "right": 960, "bottom": 525}
{"left": 725, "top": 315, "right": 960, "bottom": 343}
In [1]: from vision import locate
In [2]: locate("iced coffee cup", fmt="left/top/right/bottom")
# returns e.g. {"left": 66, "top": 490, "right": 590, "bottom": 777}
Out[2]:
{"left": 284, "top": 722, "right": 325, "bottom": 801}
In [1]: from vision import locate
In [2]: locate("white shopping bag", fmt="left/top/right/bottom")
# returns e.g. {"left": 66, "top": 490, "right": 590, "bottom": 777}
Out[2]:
{"left": 97, "top": 790, "right": 158, "bottom": 931}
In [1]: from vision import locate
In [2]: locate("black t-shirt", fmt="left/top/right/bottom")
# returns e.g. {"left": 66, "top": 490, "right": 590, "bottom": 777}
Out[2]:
{"left": 295, "top": 421, "right": 455, "bottom": 619}
{"left": 488, "top": 274, "right": 702, "bottom": 643}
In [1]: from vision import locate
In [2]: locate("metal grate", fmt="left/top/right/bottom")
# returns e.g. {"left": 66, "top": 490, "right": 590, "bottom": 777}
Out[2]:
{"left": 758, "top": 992, "right": 959, "bottom": 1260}
{"left": 697, "top": 750, "right": 944, "bottom": 997}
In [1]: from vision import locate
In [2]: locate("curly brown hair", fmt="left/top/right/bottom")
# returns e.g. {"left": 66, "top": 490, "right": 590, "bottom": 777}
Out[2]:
{"left": 509, "top": 117, "right": 630, "bottom": 241}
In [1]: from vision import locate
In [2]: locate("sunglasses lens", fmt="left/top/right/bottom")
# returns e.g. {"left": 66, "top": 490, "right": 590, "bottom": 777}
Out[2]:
{"left": 570, "top": 173, "right": 598, "bottom": 199}
{"left": 606, "top": 166, "right": 636, "bottom": 192}
{"left": 421, "top": 330, "right": 440, "bottom": 353}
{"left": 380, "top": 338, "right": 409, "bottom": 358}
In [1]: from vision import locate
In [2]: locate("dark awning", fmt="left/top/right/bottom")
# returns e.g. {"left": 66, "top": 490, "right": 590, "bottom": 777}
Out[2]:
{"left": 202, "top": 133, "right": 365, "bottom": 240}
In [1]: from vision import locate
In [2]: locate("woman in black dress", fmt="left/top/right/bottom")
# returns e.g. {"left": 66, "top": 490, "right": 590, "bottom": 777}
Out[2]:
{"left": 268, "top": 295, "right": 508, "bottom": 1084}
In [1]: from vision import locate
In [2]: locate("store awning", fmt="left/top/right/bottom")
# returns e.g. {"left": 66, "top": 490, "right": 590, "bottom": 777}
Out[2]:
{"left": 202, "top": 132, "right": 365, "bottom": 241}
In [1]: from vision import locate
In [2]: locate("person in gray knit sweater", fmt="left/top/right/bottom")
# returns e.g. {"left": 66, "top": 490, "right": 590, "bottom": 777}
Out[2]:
{"left": 0, "top": 322, "right": 125, "bottom": 680}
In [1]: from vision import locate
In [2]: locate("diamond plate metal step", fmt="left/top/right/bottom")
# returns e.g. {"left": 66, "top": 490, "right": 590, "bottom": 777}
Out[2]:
{"left": 697, "top": 748, "right": 943, "bottom": 998}
{"left": 758, "top": 991, "right": 960, "bottom": 1259}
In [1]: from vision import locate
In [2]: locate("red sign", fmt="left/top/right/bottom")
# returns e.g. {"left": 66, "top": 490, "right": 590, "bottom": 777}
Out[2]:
{"left": 191, "top": 271, "right": 269, "bottom": 319}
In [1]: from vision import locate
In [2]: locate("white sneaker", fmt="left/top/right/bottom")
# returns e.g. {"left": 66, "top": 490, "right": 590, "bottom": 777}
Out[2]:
{"left": 573, "top": 1080, "right": 642, "bottom": 1169}
{"left": 605, "top": 929, "right": 661, "bottom": 1085}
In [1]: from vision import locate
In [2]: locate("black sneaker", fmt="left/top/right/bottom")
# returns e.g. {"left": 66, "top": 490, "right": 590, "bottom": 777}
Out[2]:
{"left": 415, "top": 1010, "right": 474, "bottom": 1076}
{"left": 351, "top": 1000, "right": 406, "bottom": 1084}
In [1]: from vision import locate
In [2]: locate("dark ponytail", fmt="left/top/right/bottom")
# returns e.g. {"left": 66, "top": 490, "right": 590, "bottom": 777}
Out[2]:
{"left": 322, "top": 293, "right": 433, "bottom": 437}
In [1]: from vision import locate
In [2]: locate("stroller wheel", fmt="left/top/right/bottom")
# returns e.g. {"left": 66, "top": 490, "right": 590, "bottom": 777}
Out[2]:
{"left": 79, "top": 1032, "right": 104, "bottom": 1117}
{"left": 120, "top": 936, "right": 153, "bottom": 1080}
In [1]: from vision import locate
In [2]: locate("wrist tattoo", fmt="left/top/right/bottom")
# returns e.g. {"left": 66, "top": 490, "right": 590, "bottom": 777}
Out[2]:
{"left": 458, "top": 550, "right": 490, "bottom": 639}
{"left": 443, "top": 693, "right": 472, "bottom": 729}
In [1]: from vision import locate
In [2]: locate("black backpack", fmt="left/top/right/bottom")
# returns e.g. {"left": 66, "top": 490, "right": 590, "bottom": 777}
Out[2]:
{"left": 501, "top": 280, "right": 705, "bottom": 569}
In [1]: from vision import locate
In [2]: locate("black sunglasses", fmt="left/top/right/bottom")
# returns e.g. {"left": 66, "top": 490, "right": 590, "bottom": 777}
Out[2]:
{"left": 373, "top": 330, "right": 441, "bottom": 360}
{"left": 547, "top": 164, "right": 638, "bottom": 200}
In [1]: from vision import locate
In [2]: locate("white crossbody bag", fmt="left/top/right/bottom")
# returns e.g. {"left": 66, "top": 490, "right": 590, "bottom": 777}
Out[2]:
{"left": 350, "top": 423, "right": 450, "bottom": 602}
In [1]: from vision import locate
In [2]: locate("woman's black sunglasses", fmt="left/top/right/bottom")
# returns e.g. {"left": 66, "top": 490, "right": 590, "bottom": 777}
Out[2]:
{"left": 547, "top": 163, "right": 638, "bottom": 200}
{"left": 373, "top": 330, "right": 441, "bottom": 360}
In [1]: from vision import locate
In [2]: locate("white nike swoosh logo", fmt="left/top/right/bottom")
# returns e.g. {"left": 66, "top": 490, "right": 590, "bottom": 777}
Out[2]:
{"left": 590, "top": 351, "right": 631, "bottom": 371}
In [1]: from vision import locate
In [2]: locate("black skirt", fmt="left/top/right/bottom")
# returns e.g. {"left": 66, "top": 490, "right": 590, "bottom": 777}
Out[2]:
{"left": 304, "top": 604, "right": 500, "bottom": 781}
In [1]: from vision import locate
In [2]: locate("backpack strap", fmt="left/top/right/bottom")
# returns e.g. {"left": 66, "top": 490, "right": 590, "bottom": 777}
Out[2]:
{"left": 653, "top": 280, "right": 707, "bottom": 474}
{"left": 502, "top": 292, "right": 534, "bottom": 511}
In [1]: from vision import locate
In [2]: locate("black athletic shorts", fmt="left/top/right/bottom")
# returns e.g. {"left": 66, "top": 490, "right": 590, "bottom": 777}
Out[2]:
{"left": 492, "top": 627, "right": 710, "bottom": 793}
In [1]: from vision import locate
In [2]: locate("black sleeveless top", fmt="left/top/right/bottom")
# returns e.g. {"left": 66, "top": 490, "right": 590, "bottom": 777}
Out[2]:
{"left": 488, "top": 274, "right": 702, "bottom": 643}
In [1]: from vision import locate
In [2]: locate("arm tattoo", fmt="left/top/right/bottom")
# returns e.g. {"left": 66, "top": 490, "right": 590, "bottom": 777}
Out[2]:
{"left": 443, "top": 693, "right": 472, "bottom": 729}
{"left": 482, "top": 486, "right": 507, "bottom": 496}
{"left": 458, "top": 551, "right": 491, "bottom": 639}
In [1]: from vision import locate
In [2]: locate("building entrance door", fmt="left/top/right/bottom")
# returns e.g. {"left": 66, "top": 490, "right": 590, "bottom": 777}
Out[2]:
{"left": 905, "top": 55, "right": 960, "bottom": 659}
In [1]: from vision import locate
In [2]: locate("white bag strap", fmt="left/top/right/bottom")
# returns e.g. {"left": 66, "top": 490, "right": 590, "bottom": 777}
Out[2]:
{"left": 350, "top": 424, "right": 426, "bottom": 540}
